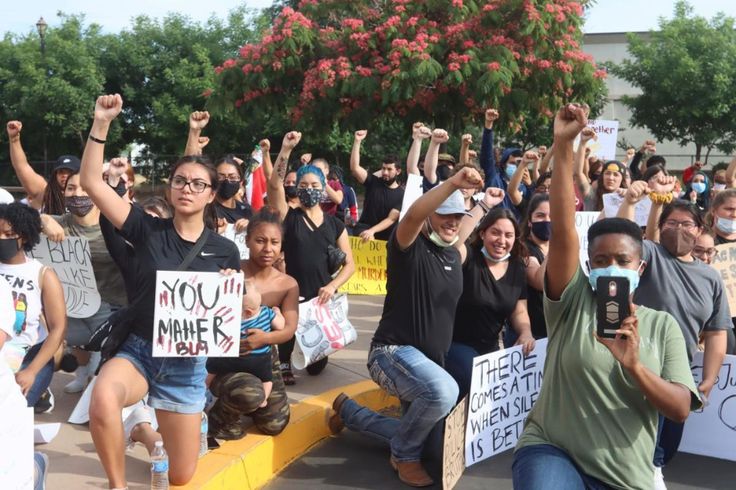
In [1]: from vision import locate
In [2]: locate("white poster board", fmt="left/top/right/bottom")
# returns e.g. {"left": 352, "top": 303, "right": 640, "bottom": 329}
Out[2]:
{"left": 292, "top": 294, "right": 357, "bottom": 369}
{"left": 680, "top": 352, "right": 736, "bottom": 461}
{"left": 400, "top": 173, "right": 424, "bottom": 220}
{"left": 464, "top": 339, "right": 548, "bottom": 466}
{"left": 602, "top": 193, "right": 652, "bottom": 227}
{"left": 574, "top": 120, "right": 619, "bottom": 161}
{"left": 575, "top": 212, "right": 599, "bottom": 273}
{"left": 152, "top": 271, "right": 243, "bottom": 357}
{"left": 222, "top": 224, "right": 249, "bottom": 260}
{"left": 29, "top": 236, "right": 101, "bottom": 318}
{"left": 0, "top": 364, "right": 33, "bottom": 489}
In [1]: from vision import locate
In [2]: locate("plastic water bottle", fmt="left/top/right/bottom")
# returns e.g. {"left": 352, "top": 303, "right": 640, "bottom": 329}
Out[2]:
{"left": 199, "top": 412, "right": 208, "bottom": 457}
{"left": 151, "top": 441, "right": 169, "bottom": 489}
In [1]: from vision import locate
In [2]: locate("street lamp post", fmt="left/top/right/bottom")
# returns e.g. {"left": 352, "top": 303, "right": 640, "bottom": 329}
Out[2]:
{"left": 36, "top": 17, "right": 48, "bottom": 176}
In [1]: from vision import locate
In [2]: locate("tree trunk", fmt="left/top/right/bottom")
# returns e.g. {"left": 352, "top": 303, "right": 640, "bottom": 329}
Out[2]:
{"left": 705, "top": 146, "right": 712, "bottom": 164}
{"left": 695, "top": 144, "right": 702, "bottom": 161}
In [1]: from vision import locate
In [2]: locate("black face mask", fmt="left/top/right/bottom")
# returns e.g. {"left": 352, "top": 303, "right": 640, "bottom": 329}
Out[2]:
{"left": 437, "top": 165, "right": 452, "bottom": 181}
{"left": 218, "top": 180, "right": 240, "bottom": 200}
{"left": 531, "top": 221, "right": 552, "bottom": 242}
{"left": 284, "top": 185, "right": 298, "bottom": 199}
{"left": 0, "top": 238, "right": 20, "bottom": 262}
{"left": 113, "top": 180, "right": 128, "bottom": 197}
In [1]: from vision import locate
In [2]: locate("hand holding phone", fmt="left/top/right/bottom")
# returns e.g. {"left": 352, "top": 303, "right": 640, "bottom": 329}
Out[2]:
{"left": 596, "top": 276, "right": 630, "bottom": 339}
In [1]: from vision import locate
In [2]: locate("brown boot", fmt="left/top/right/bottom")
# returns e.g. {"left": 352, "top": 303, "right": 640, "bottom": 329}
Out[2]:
{"left": 328, "top": 392, "right": 350, "bottom": 434}
{"left": 390, "top": 456, "right": 434, "bottom": 487}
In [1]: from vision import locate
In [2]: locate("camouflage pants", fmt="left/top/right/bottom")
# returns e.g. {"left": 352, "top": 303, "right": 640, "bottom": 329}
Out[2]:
{"left": 208, "top": 348, "right": 290, "bottom": 440}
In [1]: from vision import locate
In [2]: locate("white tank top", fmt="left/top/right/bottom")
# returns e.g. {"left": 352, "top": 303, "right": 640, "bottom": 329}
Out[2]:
{"left": 0, "top": 256, "right": 46, "bottom": 348}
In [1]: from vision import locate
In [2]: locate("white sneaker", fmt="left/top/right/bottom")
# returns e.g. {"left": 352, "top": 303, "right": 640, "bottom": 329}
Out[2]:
{"left": 123, "top": 404, "right": 153, "bottom": 451}
{"left": 64, "top": 364, "right": 90, "bottom": 393}
{"left": 653, "top": 466, "right": 667, "bottom": 490}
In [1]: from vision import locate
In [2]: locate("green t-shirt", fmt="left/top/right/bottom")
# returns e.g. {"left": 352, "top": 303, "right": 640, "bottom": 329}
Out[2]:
{"left": 53, "top": 214, "right": 127, "bottom": 308}
{"left": 516, "top": 267, "right": 700, "bottom": 490}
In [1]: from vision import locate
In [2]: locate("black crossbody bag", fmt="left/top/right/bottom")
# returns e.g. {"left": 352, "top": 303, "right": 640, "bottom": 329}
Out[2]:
{"left": 300, "top": 210, "right": 346, "bottom": 275}
{"left": 88, "top": 229, "right": 211, "bottom": 372}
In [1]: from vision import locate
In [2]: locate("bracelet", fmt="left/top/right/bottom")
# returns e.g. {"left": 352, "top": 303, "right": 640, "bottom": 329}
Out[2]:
{"left": 88, "top": 134, "right": 106, "bottom": 144}
{"left": 478, "top": 200, "right": 490, "bottom": 213}
{"left": 648, "top": 192, "right": 673, "bottom": 205}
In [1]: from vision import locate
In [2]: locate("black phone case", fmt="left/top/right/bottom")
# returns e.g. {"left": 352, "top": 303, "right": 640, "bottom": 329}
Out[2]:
{"left": 596, "top": 276, "right": 630, "bottom": 339}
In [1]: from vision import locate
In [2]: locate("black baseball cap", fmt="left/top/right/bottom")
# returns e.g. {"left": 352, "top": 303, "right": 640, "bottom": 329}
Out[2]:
{"left": 54, "top": 155, "right": 81, "bottom": 173}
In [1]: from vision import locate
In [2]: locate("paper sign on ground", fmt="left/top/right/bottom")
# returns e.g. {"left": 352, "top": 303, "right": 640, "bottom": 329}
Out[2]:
{"left": 465, "top": 339, "right": 548, "bottom": 466}
{"left": 710, "top": 244, "right": 736, "bottom": 314}
{"left": 680, "top": 352, "right": 736, "bottom": 461}
{"left": 574, "top": 120, "right": 619, "bottom": 161}
{"left": 443, "top": 396, "right": 467, "bottom": 490}
{"left": 602, "top": 193, "right": 652, "bottom": 227}
{"left": 575, "top": 212, "right": 599, "bottom": 273}
{"left": 339, "top": 237, "right": 387, "bottom": 295}
{"left": 152, "top": 271, "right": 243, "bottom": 357}
{"left": 34, "top": 423, "right": 60, "bottom": 444}
{"left": 0, "top": 366, "right": 33, "bottom": 489}
{"left": 29, "top": 236, "right": 101, "bottom": 318}
{"left": 292, "top": 294, "right": 357, "bottom": 369}
{"left": 400, "top": 173, "right": 424, "bottom": 220}
{"left": 222, "top": 224, "right": 249, "bottom": 260}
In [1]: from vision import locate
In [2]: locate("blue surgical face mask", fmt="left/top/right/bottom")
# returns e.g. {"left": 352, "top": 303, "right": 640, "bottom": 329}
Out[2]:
{"left": 587, "top": 264, "right": 643, "bottom": 294}
{"left": 716, "top": 216, "right": 736, "bottom": 235}
{"left": 692, "top": 182, "right": 706, "bottom": 194}
{"left": 505, "top": 164, "right": 517, "bottom": 179}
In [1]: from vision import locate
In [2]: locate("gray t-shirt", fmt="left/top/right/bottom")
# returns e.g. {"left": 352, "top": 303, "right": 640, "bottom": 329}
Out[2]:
{"left": 634, "top": 240, "right": 731, "bottom": 359}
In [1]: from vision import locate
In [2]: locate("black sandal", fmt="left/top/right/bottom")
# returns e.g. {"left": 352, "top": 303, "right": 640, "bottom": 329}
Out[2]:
{"left": 280, "top": 362, "right": 296, "bottom": 386}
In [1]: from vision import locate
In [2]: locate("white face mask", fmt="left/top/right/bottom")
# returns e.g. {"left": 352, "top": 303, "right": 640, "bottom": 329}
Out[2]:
{"left": 427, "top": 219, "right": 458, "bottom": 247}
{"left": 481, "top": 246, "right": 510, "bottom": 263}
{"left": 716, "top": 216, "right": 736, "bottom": 235}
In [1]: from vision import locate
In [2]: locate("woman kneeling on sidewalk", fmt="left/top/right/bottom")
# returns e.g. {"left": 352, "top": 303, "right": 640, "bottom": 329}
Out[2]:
{"left": 329, "top": 167, "right": 483, "bottom": 487}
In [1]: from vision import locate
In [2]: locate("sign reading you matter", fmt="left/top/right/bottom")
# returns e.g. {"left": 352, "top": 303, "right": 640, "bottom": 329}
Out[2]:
{"left": 30, "top": 236, "right": 101, "bottom": 318}
{"left": 153, "top": 271, "right": 243, "bottom": 357}
{"left": 465, "top": 339, "right": 547, "bottom": 466}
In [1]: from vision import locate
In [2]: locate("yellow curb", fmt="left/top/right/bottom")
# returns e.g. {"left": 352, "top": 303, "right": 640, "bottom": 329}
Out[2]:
{"left": 175, "top": 380, "right": 399, "bottom": 490}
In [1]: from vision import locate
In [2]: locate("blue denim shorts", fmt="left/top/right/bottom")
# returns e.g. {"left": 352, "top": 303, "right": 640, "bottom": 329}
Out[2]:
{"left": 115, "top": 334, "right": 207, "bottom": 414}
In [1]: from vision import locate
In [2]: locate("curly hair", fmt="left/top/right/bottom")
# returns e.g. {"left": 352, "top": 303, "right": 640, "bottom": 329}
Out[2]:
{"left": 0, "top": 203, "right": 42, "bottom": 252}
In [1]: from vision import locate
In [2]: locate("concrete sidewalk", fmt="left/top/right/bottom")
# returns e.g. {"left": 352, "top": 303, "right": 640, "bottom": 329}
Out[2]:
{"left": 39, "top": 295, "right": 383, "bottom": 489}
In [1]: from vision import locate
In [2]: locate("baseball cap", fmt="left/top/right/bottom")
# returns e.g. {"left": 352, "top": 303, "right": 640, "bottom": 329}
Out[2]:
{"left": 438, "top": 153, "right": 456, "bottom": 165}
{"left": 54, "top": 155, "right": 81, "bottom": 173}
{"left": 435, "top": 190, "right": 472, "bottom": 216}
{"left": 0, "top": 187, "right": 14, "bottom": 204}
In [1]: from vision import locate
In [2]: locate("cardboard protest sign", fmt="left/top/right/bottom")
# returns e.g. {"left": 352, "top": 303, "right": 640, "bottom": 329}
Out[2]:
{"left": 602, "top": 193, "right": 652, "bottom": 227}
{"left": 292, "top": 294, "right": 357, "bottom": 369}
{"left": 681, "top": 352, "right": 736, "bottom": 461}
{"left": 575, "top": 212, "right": 599, "bottom": 273}
{"left": 222, "top": 224, "right": 249, "bottom": 260}
{"left": 152, "top": 271, "right": 243, "bottom": 357}
{"left": 339, "top": 237, "right": 387, "bottom": 295}
{"left": 710, "top": 244, "right": 736, "bottom": 314}
{"left": 30, "top": 236, "right": 101, "bottom": 318}
{"left": 574, "top": 120, "right": 619, "bottom": 161}
{"left": 400, "top": 173, "right": 424, "bottom": 220}
{"left": 443, "top": 397, "right": 467, "bottom": 490}
{"left": 464, "top": 339, "right": 547, "bottom": 466}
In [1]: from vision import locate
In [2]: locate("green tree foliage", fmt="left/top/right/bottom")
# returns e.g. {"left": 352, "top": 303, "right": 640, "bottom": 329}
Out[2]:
{"left": 609, "top": 1, "right": 736, "bottom": 160}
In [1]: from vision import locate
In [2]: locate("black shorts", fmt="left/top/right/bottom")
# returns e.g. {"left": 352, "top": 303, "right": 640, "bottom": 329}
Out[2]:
{"left": 206, "top": 352, "right": 273, "bottom": 382}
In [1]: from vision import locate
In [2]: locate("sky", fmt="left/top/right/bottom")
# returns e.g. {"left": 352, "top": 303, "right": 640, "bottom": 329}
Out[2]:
{"left": 1, "top": 0, "right": 736, "bottom": 36}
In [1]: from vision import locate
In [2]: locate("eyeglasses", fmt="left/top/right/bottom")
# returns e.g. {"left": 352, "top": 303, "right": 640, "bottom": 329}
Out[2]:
{"left": 693, "top": 247, "right": 717, "bottom": 257}
{"left": 662, "top": 219, "right": 697, "bottom": 230}
{"left": 170, "top": 176, "right": 212, "bottom": 193}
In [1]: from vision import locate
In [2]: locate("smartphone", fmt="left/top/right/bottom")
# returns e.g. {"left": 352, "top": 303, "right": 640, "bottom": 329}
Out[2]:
{"left": 207, "top": 436, "right": 221, "bottom": 450}
{"left": 596, "top": 276, "right": 630, "bottom": 339}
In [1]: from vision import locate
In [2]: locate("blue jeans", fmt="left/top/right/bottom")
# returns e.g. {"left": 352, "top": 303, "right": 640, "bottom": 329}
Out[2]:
{"left": 340, "top": 344, "right": 458, "bottom": 462}
{"left": 653, "top": 415, "right": 685, "bottom": 467}
{"left": 513, "top": 444, "right": 612, "bottom": 490}
{"left": 20, "top": 342, "right": 54, "bottom": 407}
{"left": 444, "top": 342, "right": 481, "bottom": 400}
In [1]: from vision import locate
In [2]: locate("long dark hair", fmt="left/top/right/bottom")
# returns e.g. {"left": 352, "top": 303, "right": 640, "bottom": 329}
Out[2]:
{"left": 42, "top": 170, "right": 67, "bottom": 215}
{"left": 594, "top": 160, "right": 627, "bottom": 211}
{"left": 521, "top": 193, "right": 550, "bottom": 242}
{"left": 169, "top": 155, "right": 219, "bottom": 230}
{"left": 472, "top": 208, "right": 527, "bottom": 260}
{"left": 246, "top": 206, "right": 283, "bottom": 237}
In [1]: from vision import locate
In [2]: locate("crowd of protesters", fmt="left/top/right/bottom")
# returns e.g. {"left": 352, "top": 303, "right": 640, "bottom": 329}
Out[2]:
{"left": 0, "top": 94, "right": 734, "bottom": 490}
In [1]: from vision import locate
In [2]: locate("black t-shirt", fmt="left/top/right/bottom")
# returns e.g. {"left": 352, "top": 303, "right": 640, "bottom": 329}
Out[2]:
{"left": 715, "top": 234, "right": 736, "bottom": 246}
{"left": 120, "top": 205, "right": 241, "bottom": 341}
{"left": 283, "top": 207, "right": 346, "bottom": 300}
{"left": 100, "top": 212, "right": 140, "bottom": 304}
{"left": 372, "top": 232, "right": 463, "bottom": 366}
{"left": 216, "top": 201, "right": 253, "bottom": 224}
{"left": 452, "top": 247, "right": 528, "bottom": 355}
{"left": 524, "top": 240, "right": 547, "bottom": 339}
{"left": 358, "top": 174, "right": 404, "bottom": 241}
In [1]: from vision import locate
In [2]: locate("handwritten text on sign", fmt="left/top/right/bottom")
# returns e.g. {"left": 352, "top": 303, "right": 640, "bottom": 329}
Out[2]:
{"left": 339, "top": 237, "right": 387, "bottom": 295}
{"left": 153, "top": 271, "right": 243, "bottom": 357}
{"left": 465, "top": 339, "right": 547, "bottom": 466}
{"left": 30, "top": 236, "right": 101, "bottom": 318}
{"left": 710, "top": 243, "right": 736, "bottom": 314}
{"left": 222, "top": 224, "right": 249, "bottom": 260}
{"left": 443, "top": 397, "right": 467, "bottom": 490}
{"left": 681, "top": 352, "right": 736, "bottom": 461}
{"left": 575, "top": 212, "right": 599, "bottom": 274}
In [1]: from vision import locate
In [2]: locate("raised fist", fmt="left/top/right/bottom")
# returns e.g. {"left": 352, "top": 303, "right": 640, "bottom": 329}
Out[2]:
{"left": 354, "top": 130, "right": 368, "bottom": 142}
{"left": 553, "top": 103, "right": 589, "bottom": 143}
{"left": 282, "top": 131, "right": 302, "bottom": 151}
{"left": 94, "top": 94, "right": 123, "bottom": 122}
{"left": 259, "top": 139, "right": 271, "bottom": 152}
{"left": 485, "top": 109, "right": 499, "bottom": 128}
{"left": 6, "top": 121, "right": 22, "bottom": 139}
{"left": 461, "top": 134, "right": 473, "bottom": 146}
{"left": 580, "top": 127, "right": 597, "bottom": 143}
{"left": 538, "top": 145, "right": 548, "bottom": 156}
{"left": 523, "top": 151, "right": 539, "bottom": 162}
{"left": 413, "top": 124, "right": 431, "bottom": 140}
{"left": 449, "top": 166, "right": 483, "bottom": 190}
{"left": 189, "top": 111, "right": 210, "bottom": 131}
{"left": 650, "top": 174, "right": 677, "bottom": 194}
{"left": 197, "top": 137, "right": 210, "bottom": 150}
{"left": 431, "top": 128, "right": 449, "bottom": 144}
{"left": 300, "top": 153, "right": 312, "bottom": 165}
{"left": 482, "top": 187, "right": 505, "bottom": 208}
{"left": 640, "top": 139, "right": 656, "bottom": 154}
{"left": 108, "top": 157, "right": 129, "bottom": 179}
{"left": 625, "top": 180, "right": 650, "bottom": 204}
